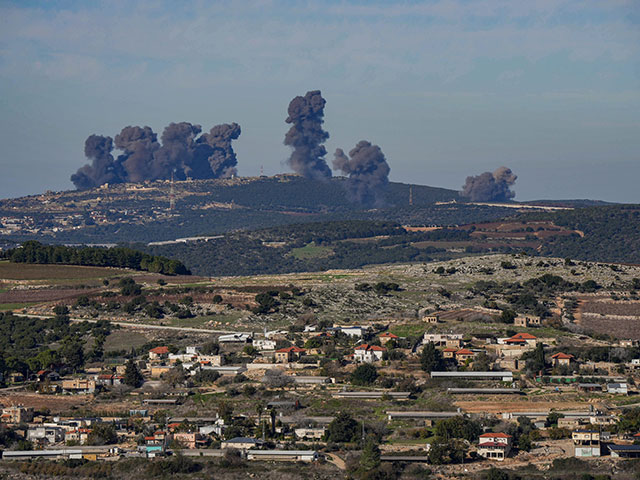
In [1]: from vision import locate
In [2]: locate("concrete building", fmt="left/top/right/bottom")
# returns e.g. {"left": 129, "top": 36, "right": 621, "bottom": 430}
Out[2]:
{"left": 573, "top": 430, "right": 600, "bottom": 457}
{"left": 514, "top": 316, "right": 541, "bottom": 328}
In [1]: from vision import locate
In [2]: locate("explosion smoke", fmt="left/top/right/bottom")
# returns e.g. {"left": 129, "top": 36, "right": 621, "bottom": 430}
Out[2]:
{"left": 71, "top": 121, "right": 241, "bottom": 189}
{"left": 284, "top": 90, "right": 332, "bottom": 180}
{"left": 460, "top": 166, "right": 517, "bottom": 202}
{"left": 333, "top": 140, "right": 391, "bottom": 206}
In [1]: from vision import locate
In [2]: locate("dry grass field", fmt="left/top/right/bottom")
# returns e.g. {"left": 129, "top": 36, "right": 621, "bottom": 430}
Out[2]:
{"left": 0, "top": 261, "right": 130, "bottom": 281}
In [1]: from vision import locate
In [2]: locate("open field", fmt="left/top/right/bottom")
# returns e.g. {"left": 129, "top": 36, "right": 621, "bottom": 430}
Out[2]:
{"left": 0, "top": 261, "right": 130, "bottom": 280}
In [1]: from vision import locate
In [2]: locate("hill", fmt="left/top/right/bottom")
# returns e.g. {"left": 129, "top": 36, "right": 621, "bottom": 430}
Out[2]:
{"left": 0, "top": 175, "right": 510, "bottom": 244}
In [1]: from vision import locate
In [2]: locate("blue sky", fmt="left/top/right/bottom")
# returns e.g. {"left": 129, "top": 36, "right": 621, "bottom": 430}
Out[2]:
{"left": 0, "top": 0, "right": 639, "bottom": 201}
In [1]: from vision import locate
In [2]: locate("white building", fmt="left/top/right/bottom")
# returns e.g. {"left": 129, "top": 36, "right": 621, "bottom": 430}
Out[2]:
{"left": 353, "top": 344, "right": 386, "bottom": 363}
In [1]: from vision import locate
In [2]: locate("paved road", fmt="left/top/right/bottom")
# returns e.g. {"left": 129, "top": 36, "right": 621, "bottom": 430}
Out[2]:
{"left": 12, "top": 313, "right": 251, "bottom": 335}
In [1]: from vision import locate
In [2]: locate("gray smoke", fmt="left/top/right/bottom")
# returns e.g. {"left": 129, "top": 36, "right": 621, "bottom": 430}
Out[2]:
{"left": 71, "top": 121, "right": 241, "bottom": 189}
{"left": 284, "top": 90, "right": 332, "bottom": 180}
{"left": 70, "top": 135, "right": 124, "bottom": 190}
{"left": 460, "top": 166, "right": 517, "bottom": 202}
{"left": 198, "top": 122, "right": 241, "bottom": 178}
{"left": 333, "top": 140, "right": 391, "bottom": 207}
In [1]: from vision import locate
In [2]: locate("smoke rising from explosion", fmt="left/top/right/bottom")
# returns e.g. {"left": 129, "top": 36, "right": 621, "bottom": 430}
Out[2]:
{"left": 333, "top": 140, "right": 391, "bottom": 206}
{"left": 460, "top": 167, "right": 517, "bottom": 202}
{"left": 284, "top": 90, "right": 332, "bottom": 180}
{"left": 71, "top": 122, "right": 241, "bottom": 189}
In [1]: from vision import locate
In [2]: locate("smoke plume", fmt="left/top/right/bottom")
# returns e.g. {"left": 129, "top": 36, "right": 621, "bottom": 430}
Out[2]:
{"left": 333, "top": 140, "right": 391, "bottom": 206}
{"left": 460, "top": 166, "right": 517, "bottom": 202}
{"left": 284, "top": 90, "right": 332, "bottom": 180}
{"left": 71, "top": 121, "right": 241, "bottom": 189}
{"left": 70, "top": 135, "right": 124, "bottom": 190}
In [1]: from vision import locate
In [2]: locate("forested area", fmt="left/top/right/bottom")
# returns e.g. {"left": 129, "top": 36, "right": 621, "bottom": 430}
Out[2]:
{"left": 531, "top": 205, "right": 640, "bottom": 263}
{"left": 142, "top": 221, "right": 465, "bottom": 276}
{"left": 0, "top": 312, "right": 112, "bottom": 376}
{"left": 2, "top": 241, "right": 190, "bottom": 275}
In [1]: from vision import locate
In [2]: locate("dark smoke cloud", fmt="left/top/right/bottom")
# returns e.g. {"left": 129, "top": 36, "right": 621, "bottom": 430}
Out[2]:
{"left": 332, "top": 140, "right": 391, "bottom": 207}
{"left": 70, "top": 135, "right": 124, "bottom": 190}
{"left": 71, "top": 121, "right": 241, "bottom": 190}
{"left": 460, "top": 166, "right": 517, "bottom": 202}
{"left": 114, "top": 126, "right": 160, "bottom": 183}
{"left": 198, "top": 122, "right": 241, "bottom": 178}
{"left": 284, "top": 90, "right": 332, "bottom": 180}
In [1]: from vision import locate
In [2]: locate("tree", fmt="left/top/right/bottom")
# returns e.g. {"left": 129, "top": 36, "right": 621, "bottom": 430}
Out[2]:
{"left": 123, "top": 359, "right": 144, "bottom": 388}
{"left": 428, "top": 438, "right": 466, "bottom": 464}
{"left": 351, "top": 363, "right": 378, "bottom": 386}
{"left": 326, "top": 412, "right": 359, "bottom": 443}
{"left": 119, "top": 278, "right": 142, "bottom": 296}
{"left": 434, "top": 416, "right": 481, "bottom": 442}
{"left": 87, "top": 423, "right": 118, "bottom": 445}
{"left": 525, "top": 343, "right": 546, "bottom": 374}
{"left": 421, "top": 343, "right": 444, "bottom": 372}
{"left": 359, "top": 437, "right": 381, "bottom": 471}
{"left": 60, "top": 339, "right": 84, "bottom": 371}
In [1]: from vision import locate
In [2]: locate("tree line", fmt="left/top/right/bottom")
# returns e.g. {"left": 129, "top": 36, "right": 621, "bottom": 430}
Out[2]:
{"left": 2, "top": 241, "right": 190, "bottom": 275}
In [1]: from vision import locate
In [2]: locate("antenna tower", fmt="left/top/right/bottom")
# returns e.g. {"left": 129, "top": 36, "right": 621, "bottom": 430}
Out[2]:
{"left": 409, "top": 186, "right": 413, "bottom": 206}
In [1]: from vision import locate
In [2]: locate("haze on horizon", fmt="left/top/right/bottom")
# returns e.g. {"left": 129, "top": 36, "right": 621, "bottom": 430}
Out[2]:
{"left": 0, "top": 0, "right": 639, "bottom": 203}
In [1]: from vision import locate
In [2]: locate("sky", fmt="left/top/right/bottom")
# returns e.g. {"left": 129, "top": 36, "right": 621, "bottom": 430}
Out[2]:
{"left": 0, "top": 0, "right": 639, "bottom": 202}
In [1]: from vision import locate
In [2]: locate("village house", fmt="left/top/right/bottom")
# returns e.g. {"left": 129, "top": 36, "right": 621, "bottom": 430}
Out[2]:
{"left": 275, "top": 346, "right": 306, "bottom": 363}
{"left": 172, "top": 432, "right": 207, "bottom": 449}
{"left": 94, "top": 374, "right": 123, "bottom": 387}
{"left": 573, "top": 430, "right": 600, "bottom": 457}
{"left": 551, "top": 352, "right": 575, "bottom": 368}
{"left": 65, "top": 428, "right": 92, "bottom": 445}
{"left": 442, "top": 347, "right": 457, "bottom": 359}
{"left": 353, "top": 344, "right": 386, "bottom": 363}
{"left": 148, "top": 346, "right": 170, "bottom": 362}
{"left": 423, "top": 333, "right": 463, "bottom": 347}
{"left": 454, "top": 348, "right": 476, "bottom": 365}
{"left": 1, "top": 405, "right": 34, "bottom": 424}
{"left": 477, "top": 433, "right": 512, "bottom": 461}
{"left": 62, "top": 379, "right": 96, "bottom": 394}
{"left": 514, "top": 316, "right": 541, "bottom": 328}
{"left": 379, "top": 332, "right": 399, "bottom": 345}
{"left": 502, "top": 332, "right": 537, "bottom": 347}
{"left": 196, "top": 354, "right": 224, "bottom": 366}
{"left": 221, "top": 437, "right": 265, "bottom": 450}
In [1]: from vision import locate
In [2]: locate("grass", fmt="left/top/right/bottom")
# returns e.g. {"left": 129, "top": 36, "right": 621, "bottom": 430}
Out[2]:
{"left": 0, "top": 261, "right": 130, "bottom": 281}
{"left": 389, "top": 322, "right": 428, "bottom": 338}
{"left": 103, "top": 329, "right": 149, "bottom": 352}
{"left": 290, "top": 243, "right": 334, "bottom": 260}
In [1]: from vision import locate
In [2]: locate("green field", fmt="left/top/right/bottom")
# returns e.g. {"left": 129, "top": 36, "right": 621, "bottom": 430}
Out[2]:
{"left": 0, "top": 261, "right": 130, "bottom": 281}
{"left": 290, "top": 243, "right": 334, "bottom": 260}
{"left": 103, "top": 330, "right": 150, "bottom": 352}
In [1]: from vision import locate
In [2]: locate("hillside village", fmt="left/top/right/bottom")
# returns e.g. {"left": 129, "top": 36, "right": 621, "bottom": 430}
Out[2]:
{"left": 0, "top": 254, "right": 639, "bottom": 478}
